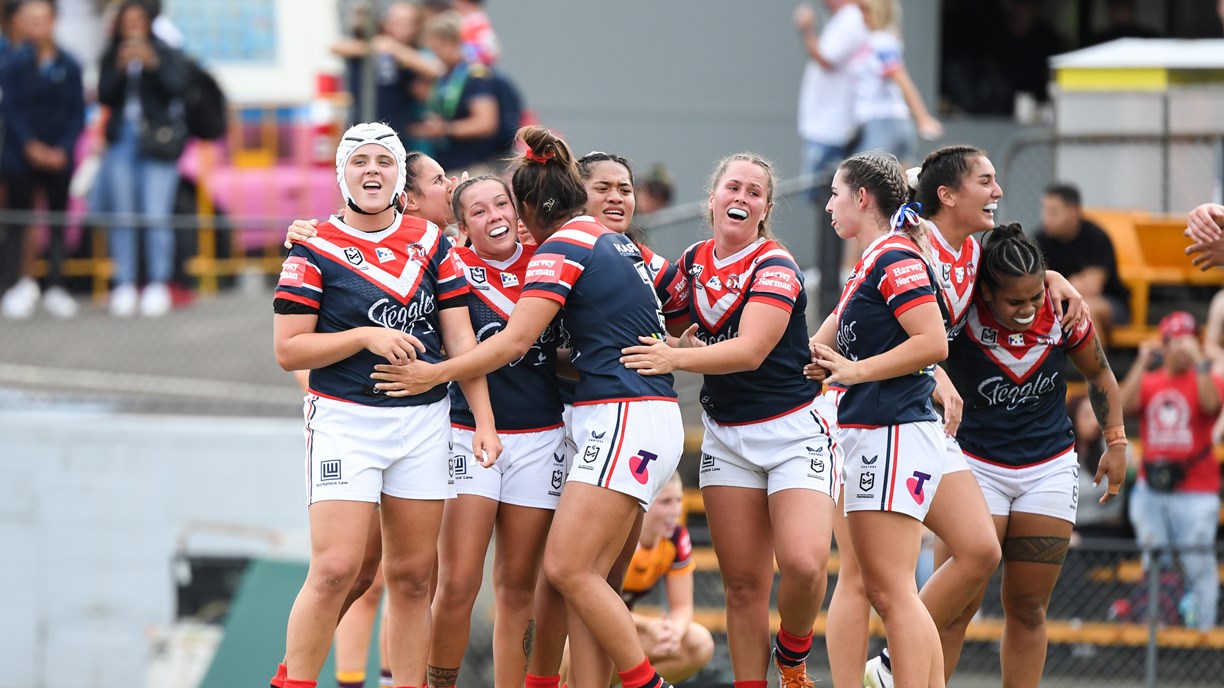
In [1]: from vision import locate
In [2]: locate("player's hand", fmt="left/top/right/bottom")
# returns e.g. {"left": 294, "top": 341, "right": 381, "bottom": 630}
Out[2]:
{"left": 675, "top": 323, "right": 705, "bottom": 349}
{"left": 811, "top": 343, "right": 863, "bottom": 386}
{"left": 934, "top": 373, "right": 963, "bottom": 437}
{"left": 917, "top": 116, "right": 944, "bottom": 141}
{"left": 647, "top": 617, "right": 682, "bottom": 657}
{"left": 1185, "top": 230, "right": 1224, "bottom": 271}
{"left": 362, "top": 327, "right": 426, "bottom": 366}
{"left": 793, "top": 4, "right": 815, "bottom": 32}
{"left": 621, "top": 336, "right": 681, "bottom": 376}
{"left": 285, "top": 218, "right": 320, "bottom": 249}
{"left": 371, "top": 360, "right": 441, "bottom": 396}
{"left": 472, "top": 425, "right": 502, "bottom": 467}
{"left": 1094, "top": 444, "right": 1127, "bottom": 504}
{"left": 1046, "top": 276, "right": 1087, "bottom": 330}
{"left": 1186, "top": 203, "right": 1224, "bottom": 244}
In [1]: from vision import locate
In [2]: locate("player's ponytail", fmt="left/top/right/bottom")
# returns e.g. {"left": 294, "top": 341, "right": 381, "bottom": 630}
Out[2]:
{"left": 511, "top": 126, "right": 588, "bottom": 233}
{"left": 979, "top": 222, "right": 1045, "bottom": 291}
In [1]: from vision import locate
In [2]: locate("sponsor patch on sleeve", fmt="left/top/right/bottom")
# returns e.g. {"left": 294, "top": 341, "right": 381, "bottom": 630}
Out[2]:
{"left": 525, "top": 253, "right": 566, "bottom": 285}
{"left": 751, "top": 267, "right": 802, "bottom": 300}
{"left": 278, "top": 256, "right": 310, "bottom": 288}
{"left": 879, "top": 258, "right": 931, "bottom": 302}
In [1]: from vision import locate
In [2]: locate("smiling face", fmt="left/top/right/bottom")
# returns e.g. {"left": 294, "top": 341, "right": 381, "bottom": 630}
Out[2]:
{"left": 457, "top": 179, "right": 518, "bottom": 261}
{"left": 405, "top": 155, "right": 455, "bottom": 227}
{"left": 583, "top": 160, "right": 635, "bottom": 234}
{"left": 344, "top": 143, "right": 399, "bottom": 214}
{"left": 981, "top": 272, "right": 1045, "bottom": 331}
{"left": 709, "top": 159, "right": 772, "bottom": 246}
{"left": 943, "top": 155, "right": 1003, "bottom": 233}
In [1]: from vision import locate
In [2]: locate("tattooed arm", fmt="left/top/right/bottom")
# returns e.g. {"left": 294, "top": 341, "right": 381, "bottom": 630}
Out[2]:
{"left": 1069, "top": 330, "right": 1127, "bottom": 502}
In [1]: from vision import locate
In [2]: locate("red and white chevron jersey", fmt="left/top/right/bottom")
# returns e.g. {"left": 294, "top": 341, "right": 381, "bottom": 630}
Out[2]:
{"left": 834, "top": 232, "right": 940, "bottom": 427}
{"left": 929, "top": 222, "right": 981, "bottom": 337}
{"left": 524, "top": 216, "right": 677, "bottom": 405}
{"left": 447, "top": 242, "right": 565, "bottom": 432}
{"left": 673, "top": 237, "right": 820, "bottom": 425}
{"left": 274, "top": 213, "right": 467, "bottom": 407}
{"left": 948, "top": 292, "right": 1095, "bottom": 467}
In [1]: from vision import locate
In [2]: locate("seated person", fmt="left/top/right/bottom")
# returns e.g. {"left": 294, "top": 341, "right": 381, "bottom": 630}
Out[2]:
{"left": 1036, "top": 183, "right": 1131, "bottom": 338}
{"left": 615, "top": 473, "right": 714, "bottom": 685}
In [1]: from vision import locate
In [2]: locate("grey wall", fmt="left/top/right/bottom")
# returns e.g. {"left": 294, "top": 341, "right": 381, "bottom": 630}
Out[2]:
{"left": 0, "top": 411, "right": 309, "bottom": 688}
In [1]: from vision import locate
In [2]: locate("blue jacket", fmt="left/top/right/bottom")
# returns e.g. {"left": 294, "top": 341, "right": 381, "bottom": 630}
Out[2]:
{"left": 1, "top": 43, "right": 85, "bottom": 177}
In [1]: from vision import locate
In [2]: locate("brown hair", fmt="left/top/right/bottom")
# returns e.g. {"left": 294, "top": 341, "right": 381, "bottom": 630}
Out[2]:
{"left": 706, "top": 152, "right": 777, "bottom": 238}
{"left": 840, "top": 150, "right": 937, "bottom": 267}
{"left": 510, "top": 126, "right": 588, "bottom": 232}
{"left": 912, "top": 145, "right": 988, "bottom": 218}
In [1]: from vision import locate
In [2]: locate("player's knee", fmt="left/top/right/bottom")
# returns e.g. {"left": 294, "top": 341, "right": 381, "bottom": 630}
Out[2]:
{"left": 436, "top": 571, "right": 482, "bottom": 608}
{"left": 542, "top": 553, "right": 582, "bottom": 595}
{"left": 721, "top": 572, "right": 771, "bottom": 609}
{"left": 686, "top": 624, "right": 715, "bottom": 668}
{"left": 493, "top": 571, "right": 535, "bottom": 610}
{"left": 779, "top": 552, "right": 828, "bottom": 590}
{"left": 956, "top": 534, "right": 1001, "bottom": 580}
{"left": 382, "top": 560, "right": 433, "bottom": 601}
{"left": 1003, "top": 592, "right": 1048, "bottom": 631}
{"left": 308, "top": 554, "right": 363, "bottom": 596}
{"left": 862, "top": 582, "right": 904, "bottom": 620}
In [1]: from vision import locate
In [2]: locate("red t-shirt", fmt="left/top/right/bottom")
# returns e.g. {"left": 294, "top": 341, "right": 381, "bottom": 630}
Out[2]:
{"left": 1138, "top": 367, "right": 1223, "bottom": 493}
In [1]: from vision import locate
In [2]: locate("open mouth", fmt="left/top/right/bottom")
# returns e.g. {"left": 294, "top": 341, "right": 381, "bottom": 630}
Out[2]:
{"left": 489, "top": 225, "right": 510, "bottom": 239}
{"left": 1014, "top": 313, "right": 1035, "bottom": 325}
{"left": 362, "top": 181, "right": 382, "bottom": 191}
{"left": 602, "top": 208, "right": 624, "bottom": 219}
{"left": 727, "top": 208, "right": 749, "bottom": 220}
{"left": 983, "top": 202, "right": 998, "bottom": 213}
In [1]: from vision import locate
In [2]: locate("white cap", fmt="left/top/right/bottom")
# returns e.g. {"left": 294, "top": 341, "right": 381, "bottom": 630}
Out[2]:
{"left": 335, "top": 122, "right": 407, "bottom": 213}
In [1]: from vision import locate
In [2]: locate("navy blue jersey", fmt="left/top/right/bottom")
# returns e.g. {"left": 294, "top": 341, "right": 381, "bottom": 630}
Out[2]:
{"left": 274, "top": 213, "right": 466, "bottom": 407}
{"left": 674, "top": 238, "right": 819, "bottom": 424}
{"left": 447, "top": 243, "right": 564, "bottom": 431}
{"left": 834, "top": 234, "right": 940, "bottom": 427}
{"left": 524, "top": 216, "right": 677, "bottom": 405}
{"left": 556, "top": 239, "right": 684, "bottom": 405}
{"left": 949, "top": 293, "right": 1095, "bottom": 466}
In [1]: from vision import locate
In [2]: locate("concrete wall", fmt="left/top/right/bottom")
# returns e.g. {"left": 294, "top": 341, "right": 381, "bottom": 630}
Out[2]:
{"left": 0, "top": 411, "right": 309, "bottom": 688}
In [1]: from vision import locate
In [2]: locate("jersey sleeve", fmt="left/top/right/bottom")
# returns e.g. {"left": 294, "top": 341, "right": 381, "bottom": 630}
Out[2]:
{"left": 1064, "top": 312, "right": 1096, "bottom": 353}
{"left": 522, "top": 239, "right": 586, "bottom": 305}
{"left": 747, "top": 256, "right": 803, "bottom": 313}
{"left": 434, "top": 240, "right": 469, "bottom": 309}
{"left": 640, "top": 246, "right": 688, "bottom": 324}
{"left": 273, "top": 245, "right": 323, "bottom": 313}
{"left": 666, "top": 525, "right": 696, "bottom": 577}
{"left": 874, "top": 249, "right": 936, "bottom": 317}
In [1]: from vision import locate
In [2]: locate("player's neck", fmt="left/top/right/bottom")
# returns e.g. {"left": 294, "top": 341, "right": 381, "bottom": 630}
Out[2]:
{"left": 927, "top": 212, "right": 969, "bottom": 247}
{"left": 343, "top": 208, "right": 398, "bottom": 233}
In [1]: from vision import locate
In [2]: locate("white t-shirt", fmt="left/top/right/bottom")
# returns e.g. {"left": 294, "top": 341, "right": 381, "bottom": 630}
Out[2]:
{"left": 797, "top": 4, "right": 869, "bottom": 146}
{"left": 853, "top": 31, "right": 912, "bottom": 125}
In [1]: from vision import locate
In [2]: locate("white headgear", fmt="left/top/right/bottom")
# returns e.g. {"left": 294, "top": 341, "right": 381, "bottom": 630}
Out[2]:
{"left": 335, "top": 122, "right": 408, "bottom": 215}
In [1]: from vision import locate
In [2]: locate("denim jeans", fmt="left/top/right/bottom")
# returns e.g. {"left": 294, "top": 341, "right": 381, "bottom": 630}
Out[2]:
{"left": 1128, "top": 480, "right": 1220, "bottom": 630}
{"left": 102, "top": 119, "right": 180, "bottom": 286}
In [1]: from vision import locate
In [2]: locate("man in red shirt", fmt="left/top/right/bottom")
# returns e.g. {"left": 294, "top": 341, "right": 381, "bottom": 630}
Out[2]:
{"left": 1120, "top": 311, "right": 1222, "bottom": 631}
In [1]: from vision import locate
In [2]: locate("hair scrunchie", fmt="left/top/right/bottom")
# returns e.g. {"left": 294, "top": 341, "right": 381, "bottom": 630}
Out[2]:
{"left": 525, "top": 147, "right": 554, "bottom": 164}
{"left": 890, "top": 201, "right": 923, "bottom": 231}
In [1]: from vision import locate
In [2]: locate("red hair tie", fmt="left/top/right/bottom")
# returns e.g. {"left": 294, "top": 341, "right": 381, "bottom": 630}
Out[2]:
{"left": 525, "top": 147, "right": 554, "bottom": 164}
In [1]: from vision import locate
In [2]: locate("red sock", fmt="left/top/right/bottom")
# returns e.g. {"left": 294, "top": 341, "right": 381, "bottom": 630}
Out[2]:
{"left": 775, "top": 625, "right": 814, "bottom": 666}
{"left": 617, "top": 658, "right": 660, "bottom": 688}
{"left": 525, "top": 674, "right": 561, "bottom": 688}
{"left": 282, "top": 680, "right": 317, "bottom": 688}
{"left": 733, "top": 682, "right": 768, "bottom": 688}
{"left": 270, "top": 663, "right": 288, "bottom": 688}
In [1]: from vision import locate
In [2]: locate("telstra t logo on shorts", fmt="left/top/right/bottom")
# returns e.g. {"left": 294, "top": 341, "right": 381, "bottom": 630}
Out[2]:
{"left": 907, "top": 471, "right": 932, "bottom": 505}
{"left": 629, "top": 450, "right": 659, "bottom": 485}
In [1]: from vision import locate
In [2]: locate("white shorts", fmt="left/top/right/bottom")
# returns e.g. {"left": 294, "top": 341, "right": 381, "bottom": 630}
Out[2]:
{"left": 698, "top": 397, "right": 839, "bottom": 498}
{"left": 943, "top": 435, "right": 971, "bottom": 473}
{"left": 966, "top": 448, "right": 1079, "bottom": 523}
{"left": 452, "top": 426, "right": 568, "bottom": 509}
{"left": 568, "top": 399, "right": 684, "bottom": 509}
{"left": 303, "top": 395, "right": 453, "bottom": 504}
{"left": 561, "top": 403, "right": 578, "bottom": 464}
{"left": 840, "top": 421, "right": 946, "bottom": 521}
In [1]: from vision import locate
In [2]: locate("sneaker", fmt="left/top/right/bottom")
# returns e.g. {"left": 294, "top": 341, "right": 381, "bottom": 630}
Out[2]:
{"left": 139, "top": 282, "right": 172, "bottom": 318}
{"left": 774, "top": 652, "right": 816, "bottom": 688}
{"left": 109, "top": 283, "right": 139, "bottom": 318}
{"left": 864, "top": 655, "right": 894, "bottom": 688}
{"left": 42, "top": 286, "right": 77, "bottom": 319}
{"left": 1, "top": 277, "right": 39, "bottom": 319}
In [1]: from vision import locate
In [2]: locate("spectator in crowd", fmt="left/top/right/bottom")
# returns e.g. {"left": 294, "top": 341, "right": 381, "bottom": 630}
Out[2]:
{"left": 0, "top": 0, "right": 84, "bottom": 320}
{"left": 1035, "top": 183, "right": 1130, "bottom": 339}
{"left": 851, "top": 0, "right": 942, "bottom": 164}
{"left": 411, "top": 11, "right": 504, "bottom": 176}
{"left": 96, "top": 0, "right": 188, "bottom": 318}
{"left": 1119, "top": 311, "right": 1222, "bottom": 632}
{"left": 1185, "top": 202, "right": 1224, "bottom": 271}
{"left": 1088, "top": 0, "right": 1161, "bottom": 46}
{"left": 454, "top": 0, "right": 499, "bottom": 66}
{"left": 997, "top": 0, "right": 1065, "bottom": 109}
{"left": 331, "top": 1, "right": 441, "bottom": 142}
{"left": 635, "top": 163, "right": 674, "bottom": 216}
{"left": 793, "top": 1, "right": 868, "bottom": 182}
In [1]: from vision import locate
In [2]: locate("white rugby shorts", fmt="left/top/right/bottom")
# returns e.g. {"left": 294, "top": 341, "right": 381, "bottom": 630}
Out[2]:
{"left": 840, "top": 420, "right": 946, "bottom": 521}
{"left": 451, "top": 425, "right": 568, "bottom": 509}
{"left": 568, "top": 399, "right": 684, "bottom": 509}
{"left": 965, "top": 447, "right": 1079, "bottom": 523}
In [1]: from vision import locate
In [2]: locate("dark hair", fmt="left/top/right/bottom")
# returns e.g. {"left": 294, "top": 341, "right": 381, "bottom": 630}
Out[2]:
{"left": 451, "top": 174, "right": 513, "bottom": 229}
{"left": 510, "top": 126, "right": 588, "bottom": 232}
{"left": 577, "top": 151, "right": 634, "bottom": 185}
{"left": 402, "top": 151, "right": 427, "bottom": 196}
{"left": 979, "top": 222, "right": 1045, "bottom": 291}
{"left": 840, "top": 150, "right": 936, "bottom": 266}
{"left": 107, "top": 0, "right": 155, "bottom": 48}
{"left": 706, "top": 152, "right": 777, "bottom": 238}
{"left": 1043, "top": 183, "right": 1081, "bottom": 208}
{"left": 913, "top": 145, "right": 987, "bottom": 218}
{"left": 640, "top": 164, "right": 674, "bottom": 205}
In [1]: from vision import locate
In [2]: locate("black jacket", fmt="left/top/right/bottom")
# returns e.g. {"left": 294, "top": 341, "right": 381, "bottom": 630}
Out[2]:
{"left": 97, "top": 37, "right": 188, "bottom": 157}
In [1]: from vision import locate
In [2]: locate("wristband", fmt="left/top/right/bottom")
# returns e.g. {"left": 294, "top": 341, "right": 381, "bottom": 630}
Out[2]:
{"left": 1104, "top": 426, "right": 1127, "bottom": 447}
